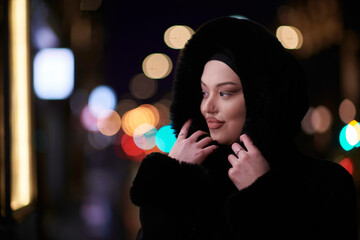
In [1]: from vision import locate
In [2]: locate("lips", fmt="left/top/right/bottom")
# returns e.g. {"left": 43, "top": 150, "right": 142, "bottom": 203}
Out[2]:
{"left": 206, "top": 117, "right": 225, "bottom": 129}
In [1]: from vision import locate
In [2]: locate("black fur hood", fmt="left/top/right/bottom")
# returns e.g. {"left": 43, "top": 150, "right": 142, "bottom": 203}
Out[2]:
{"left": 170, "top": 17, "right": 309, "bottom": 165}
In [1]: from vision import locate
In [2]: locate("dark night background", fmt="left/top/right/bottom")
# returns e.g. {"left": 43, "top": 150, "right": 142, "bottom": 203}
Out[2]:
{"left": 1, "top": 0, "right": 360, "bottom": 239}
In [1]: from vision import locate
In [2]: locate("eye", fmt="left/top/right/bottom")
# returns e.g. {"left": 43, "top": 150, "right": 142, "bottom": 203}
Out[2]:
{"left": 202, "top": 91, "right": 209, "bottom": 97}
{"left": 220, "top": 92, "right": 231, "bottom": 97}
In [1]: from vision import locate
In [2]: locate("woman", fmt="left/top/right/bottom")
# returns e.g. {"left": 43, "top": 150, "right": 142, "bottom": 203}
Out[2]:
{"left": 130, "top": 17, "right": 357, "bottom": 239}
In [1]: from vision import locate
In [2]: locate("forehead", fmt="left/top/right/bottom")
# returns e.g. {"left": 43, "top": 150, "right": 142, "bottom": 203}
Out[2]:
{"left": 201, "top": 60, "right": 241, "bottom": 85}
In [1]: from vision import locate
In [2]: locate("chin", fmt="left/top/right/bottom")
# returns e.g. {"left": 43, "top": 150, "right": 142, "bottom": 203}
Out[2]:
{"left": 212, "top": 136, "right": 236, "bottom": 146}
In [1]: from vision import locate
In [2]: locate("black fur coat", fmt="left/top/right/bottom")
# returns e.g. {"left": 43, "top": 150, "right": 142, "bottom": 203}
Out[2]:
{"left": 130, "top": 17, "right": 358, "bottom": 240}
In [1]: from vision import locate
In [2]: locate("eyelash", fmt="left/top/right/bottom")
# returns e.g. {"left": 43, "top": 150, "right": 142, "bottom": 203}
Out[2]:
{"left": 201, "top": 91, "right": 232, "bottom": 97}
{"left": 220, "top": 92, "right": 231, "bottom": 97}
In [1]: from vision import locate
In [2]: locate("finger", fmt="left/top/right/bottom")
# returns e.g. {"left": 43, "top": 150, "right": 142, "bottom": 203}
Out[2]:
{"left": 201, "top": 144, "right": 218, "bottom": 157}
{"left": 240, "top": 134, "right": 256, "bottom": 152}
{"left": 179, "top": 119, "right": 192, "bottom": 138}
{"left": 188, "top": 130, "right": 209, "bottom": 141}
{"left": 231, "top": 142, "right": 243, "bottom": 156}
{"left": 228, "top": 168, "right": 234, "bottom": 179}
{"left": 197, "top": 136, "right": 213, "bottom": 149}
{"left": 227, "top": 154, "right": 238, "bottom": 167}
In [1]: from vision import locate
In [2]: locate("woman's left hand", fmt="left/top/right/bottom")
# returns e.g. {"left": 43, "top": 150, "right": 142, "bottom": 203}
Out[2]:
{"left": 228, "top": 134, "right": 270, "bottom": 191}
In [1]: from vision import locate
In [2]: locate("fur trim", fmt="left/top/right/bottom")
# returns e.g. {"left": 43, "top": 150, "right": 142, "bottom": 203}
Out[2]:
{"left": 130, "top": 152, "right": 212, "bottom": 208}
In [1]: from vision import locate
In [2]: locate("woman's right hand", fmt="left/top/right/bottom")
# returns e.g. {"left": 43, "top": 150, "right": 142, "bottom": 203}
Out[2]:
{"left": 168, "top": 119, "right": 218, "bottom": 165}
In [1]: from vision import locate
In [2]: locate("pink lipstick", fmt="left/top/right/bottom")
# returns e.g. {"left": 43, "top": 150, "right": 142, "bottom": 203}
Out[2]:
{"left": 206, "top": 117, "right": 225, "bottom": 129}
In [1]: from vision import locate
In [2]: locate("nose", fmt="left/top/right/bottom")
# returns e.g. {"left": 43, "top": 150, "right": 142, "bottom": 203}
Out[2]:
{"left": 201, "top": 94, "right": 217, "bottom": 114}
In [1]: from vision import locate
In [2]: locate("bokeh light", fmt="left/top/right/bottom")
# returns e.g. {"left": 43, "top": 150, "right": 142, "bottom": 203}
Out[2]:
{"left": 311, "top": 105, "right": 333, "bottom": 134}
{"left": 346, "top": 120, "right": 360, "bottom": 146}
{"left": 276, "top": 25, "right": 303, "bottom": 49}
{"left": 34, "top": 48, "right": 74, "bottom": 99}
{"left": 301, "top": 107, "right": 315, "bottom": 135}
{"left": 339, "top": 121, "right": 360, "bottom": 151}
{"left": 142, "top": 53, "right": 172, "bottom": 79}
{"left": 339, "top": 99, "right": 356, "bottom": 124}
{"left": 229, "top": 15, "right": 249, "bottom": 20}
{"left": 340, "top": 125, "right": 354, "bottom": 151}
{"left": 121, "top": 105, "right": 158, "bottom": 136}
{"left": 80, "top": 199, "right": 111, "bottom": 238}
{"left": 142, "top": 104, "right": 160, "bottom": 127}
{"left": 155, "top": 125, "right": 176, "bottom": 153}
{"left": 129, "top": 73, "right": 157, "bottom": 99}
{"left": 164, "top": 25, "right": 194, "bottom": 49}
{"left": 71, "top": 18, "right": 91, "bottom": 49}
{"left": 113, "top": 130, "right": 128, "bottom": 159}
{"left": 33, "top": 26, "right": 59, "bottom": 49}
{"left": 144, "top": 145, "right": 163, "bottom": 155}
{"left": 154, "top": 102, "right": 170, "bottom": 128}
{"left": 81, "top": 105, "right": 98, "bottom": 132}
{"left": 117, "top": 99, "right": 138, "bottom": 117}
{"left": 121, "top": 133, "right": 145, "bottom": 162}
{"left": 88, "top": 131, "right": 113, "bottom": 150}
{"left": 88, "top": 85, "right": 117, "bottom": 118}
{"left": 339, "top": 158, "right": 354, "bottom": 175}
{"left": 158, "top": 97, "right": 171, "bottom": 109}
{"left": 133, "top": 124, "right": 157, "bottom": 150}
{"left": 97, "top": 110, "right": 121, "bottom": 136}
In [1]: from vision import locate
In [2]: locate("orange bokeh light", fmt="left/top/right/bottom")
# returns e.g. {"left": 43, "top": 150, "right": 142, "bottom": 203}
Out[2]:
{"left": 121, "top": 104, "right": 159, "bottom": 136}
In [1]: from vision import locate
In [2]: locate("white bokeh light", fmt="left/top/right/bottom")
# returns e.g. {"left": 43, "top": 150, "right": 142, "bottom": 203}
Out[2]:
{"left": 34, "top": 48, "right": 74, "bottom": 100}
{"left": 346, "top": 123, "right": 360, "bottom": 146}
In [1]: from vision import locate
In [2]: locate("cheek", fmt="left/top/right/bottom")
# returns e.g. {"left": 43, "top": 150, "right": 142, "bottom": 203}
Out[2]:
{"left": 224, "top": 101, "right": 246, "bottom": 122}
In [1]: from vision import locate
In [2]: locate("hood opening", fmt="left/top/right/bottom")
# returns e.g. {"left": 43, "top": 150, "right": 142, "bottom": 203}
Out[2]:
{"left": 170, "top": 17, "right": 309, "bottom": 165}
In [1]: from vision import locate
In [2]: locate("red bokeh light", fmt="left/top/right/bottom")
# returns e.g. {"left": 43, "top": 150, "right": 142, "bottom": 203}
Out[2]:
{"left": 339, "top": 158, "right": 354, "bottom": 175}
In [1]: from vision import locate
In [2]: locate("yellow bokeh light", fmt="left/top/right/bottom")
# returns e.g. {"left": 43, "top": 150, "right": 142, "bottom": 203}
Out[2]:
{"left": 121, "top": 105, "right": 157, "bottom": 136}
{"left": 276, "top": 25, "right": 303, "bottom": 49}
{"left": 142, "top": 53, "right": 173, "bottom": 79}
{"left": 339, "top": 99, "right": 356, "bottom": 124}
{"left": 97, "top": 109, "right": 121, "bottom": 136}
{"left": 164, "top": 25, "right": 194, "bottom": 49}
{"left": 129, "top": 73, "right": 158, "bottom": 99}
{"left": 141, "top": 104, "right": 160, "bottom": 127}
{"left": 311, "top": 105, "right": 333, "bottom": 133}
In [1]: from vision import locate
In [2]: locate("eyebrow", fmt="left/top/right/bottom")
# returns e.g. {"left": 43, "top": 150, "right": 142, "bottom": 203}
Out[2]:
{"left": 201, "top": 81, "right": 240, "bottom": 87}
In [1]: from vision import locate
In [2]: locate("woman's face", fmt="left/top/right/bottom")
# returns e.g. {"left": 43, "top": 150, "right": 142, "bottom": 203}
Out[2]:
{"left": 200, "top": 60, "right": 246, "bottom": 145}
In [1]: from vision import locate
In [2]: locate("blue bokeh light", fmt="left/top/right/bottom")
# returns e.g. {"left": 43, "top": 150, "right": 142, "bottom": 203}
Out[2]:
{"left": 88, "top": 85, "right": 117, "bottom": 117}
{"left": 155, "top": 125, "right": 176, "bottom": 153}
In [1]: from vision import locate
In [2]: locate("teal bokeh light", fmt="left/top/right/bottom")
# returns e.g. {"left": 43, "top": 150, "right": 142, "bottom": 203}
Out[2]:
{"left": 339, "top": 125, "right": 354, "bottom": 151}
{"left": 155, "top": 125, "right": 176, "bottom": 153}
